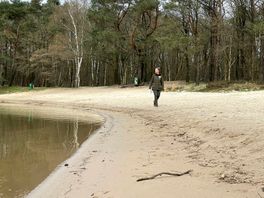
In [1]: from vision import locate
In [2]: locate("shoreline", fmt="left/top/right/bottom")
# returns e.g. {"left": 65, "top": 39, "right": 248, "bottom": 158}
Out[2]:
{"left": 0, "top": 103, "right": 104, "bottom": 124}
{"left": 27, "top": 107, "right": 113, "bottom": 198}
{"left": 0, "top": 87, "right": 263, "bottom": 197}
{"left": 0, "top": 103, "right": 105, "bottom": 197}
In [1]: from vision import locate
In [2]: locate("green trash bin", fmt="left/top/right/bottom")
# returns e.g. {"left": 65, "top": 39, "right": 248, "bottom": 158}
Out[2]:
{"left": 29, "top": 83, "right": 34, "bottom": 90}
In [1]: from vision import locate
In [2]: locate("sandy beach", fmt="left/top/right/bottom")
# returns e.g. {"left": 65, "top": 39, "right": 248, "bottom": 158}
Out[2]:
{"left": 0, "top": 86, "right": 263, "bottom": 198}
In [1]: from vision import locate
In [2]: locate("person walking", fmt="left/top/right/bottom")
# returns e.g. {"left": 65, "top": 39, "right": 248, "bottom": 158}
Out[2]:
{"left": 149, "top": 67, "right": 164, "bottom": 107}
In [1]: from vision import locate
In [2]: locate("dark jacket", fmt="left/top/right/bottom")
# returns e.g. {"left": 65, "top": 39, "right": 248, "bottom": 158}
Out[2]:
{"left": 149, "top": 74, "right": 164, "bottom": 91}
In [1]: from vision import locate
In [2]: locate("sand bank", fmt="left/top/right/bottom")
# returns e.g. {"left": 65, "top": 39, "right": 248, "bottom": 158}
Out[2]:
{"left": 0, "top": 86, "right": 263, "bottom": 197}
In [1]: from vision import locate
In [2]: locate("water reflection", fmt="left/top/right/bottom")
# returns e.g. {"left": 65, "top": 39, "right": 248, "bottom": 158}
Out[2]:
{"left": 0, "top": 109, "right": 100, "bottom": 198}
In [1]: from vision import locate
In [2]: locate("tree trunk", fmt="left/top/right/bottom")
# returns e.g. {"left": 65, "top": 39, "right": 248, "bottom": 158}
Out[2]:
{"left": 74, "top": 58, "right": 82, "bottom": 87}
{"left": 249, "top": 0, "right": 257, "bottom": 81}
{"left": 0, "top": 64, "right": 3, "bottom": 86}
{"left": 228, "top": 38, "right": 232, "bottom": 82}
{"left": 104, "top": 63, "right": 107, "bottom": 86}
{"left": 259, "top": 35, "right": 264, "bottom": 82}
{"left": 67, "top": 4, "right": 85, "bottom": 88}
{"left": 210, "top": 18, "right": 218, "bottom": 81}
{"left": 185, "top": 52, "right": 190, "bottom": 83}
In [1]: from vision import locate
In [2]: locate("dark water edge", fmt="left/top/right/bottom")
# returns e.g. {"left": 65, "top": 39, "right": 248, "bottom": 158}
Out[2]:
{"left": 0, "top": 107, "right": 101, "bottom": 198}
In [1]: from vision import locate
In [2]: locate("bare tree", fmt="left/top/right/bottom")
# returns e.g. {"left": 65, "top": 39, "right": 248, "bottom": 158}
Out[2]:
{"left": 63, "top": 0, "right": 89, "bottom": 87}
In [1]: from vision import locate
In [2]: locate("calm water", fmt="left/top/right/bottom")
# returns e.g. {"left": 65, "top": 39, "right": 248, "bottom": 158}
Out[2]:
{"left": 0, "top": 107, "right": 100, "bottom": 198}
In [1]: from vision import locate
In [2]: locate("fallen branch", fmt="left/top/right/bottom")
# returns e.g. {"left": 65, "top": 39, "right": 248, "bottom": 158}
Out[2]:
{"left": 136, "top": 170, "right": 192, "bottom": 182}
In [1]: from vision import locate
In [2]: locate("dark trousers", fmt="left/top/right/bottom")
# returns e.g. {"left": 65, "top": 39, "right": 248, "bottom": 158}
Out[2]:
{"left": 153, "top": 90, "right": 161, "bottom": 106}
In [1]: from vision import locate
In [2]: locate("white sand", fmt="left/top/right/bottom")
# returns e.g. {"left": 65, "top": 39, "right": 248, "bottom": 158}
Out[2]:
{"left": 0, "top": 86, "right": 263, "bottom": 198}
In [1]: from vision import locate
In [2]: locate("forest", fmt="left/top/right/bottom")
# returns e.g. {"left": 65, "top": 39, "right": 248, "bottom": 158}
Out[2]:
{"left": 0, "top": 0, "right": 264, "bottom": 87}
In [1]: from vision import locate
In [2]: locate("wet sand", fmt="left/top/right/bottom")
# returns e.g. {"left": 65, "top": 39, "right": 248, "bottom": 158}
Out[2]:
{"left": 0, "top": 86, "right": 263, "bottom": 197}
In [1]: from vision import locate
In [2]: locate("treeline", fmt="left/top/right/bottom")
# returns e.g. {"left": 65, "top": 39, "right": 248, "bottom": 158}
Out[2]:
{"left": 0, "top": 0, "right": 264, "bottom": 87}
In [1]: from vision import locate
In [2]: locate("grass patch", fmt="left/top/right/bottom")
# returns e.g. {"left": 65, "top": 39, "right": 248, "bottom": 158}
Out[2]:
{"left": 0, "top": 86, "right": 46, "bottom": 95}
{"left": 165, "top": 81, "right": 264, "bottom": 92}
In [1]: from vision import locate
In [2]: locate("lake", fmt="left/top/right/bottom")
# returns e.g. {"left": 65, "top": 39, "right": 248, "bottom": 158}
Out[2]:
{"left": 0, "top": 105, "right": 101, "bottom": 198}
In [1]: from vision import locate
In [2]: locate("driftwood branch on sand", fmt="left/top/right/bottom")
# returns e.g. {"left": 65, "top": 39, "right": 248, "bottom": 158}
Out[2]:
{"left": 136, "top": 170, "right": 192, "bottom": 182}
